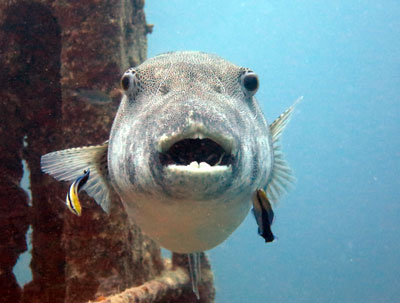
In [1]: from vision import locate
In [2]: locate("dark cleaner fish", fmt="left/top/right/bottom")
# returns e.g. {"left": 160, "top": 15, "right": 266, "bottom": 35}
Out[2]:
{"left": 252, "top": 189, "right": 275, "bottom": 242}
{"left": 41, "top": 51, "right": 298, "bottom": 298}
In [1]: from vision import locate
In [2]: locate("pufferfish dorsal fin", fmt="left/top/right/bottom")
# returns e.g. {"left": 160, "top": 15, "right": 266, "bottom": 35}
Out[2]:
{"left": 267, "top": 97, "right": 302, "bottom": 204}
{"left": 41, "top": 141, "right": 112, "bottom": 213}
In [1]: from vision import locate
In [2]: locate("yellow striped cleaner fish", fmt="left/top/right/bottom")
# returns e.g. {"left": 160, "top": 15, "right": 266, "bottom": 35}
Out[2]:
{"left": 66, "top": 169, "right": 90, "bottom": 216}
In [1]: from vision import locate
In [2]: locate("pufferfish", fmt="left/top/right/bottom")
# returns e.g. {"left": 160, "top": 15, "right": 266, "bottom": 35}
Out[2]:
{"left": 41, "top": 51, "right": 298, "bottom": 298}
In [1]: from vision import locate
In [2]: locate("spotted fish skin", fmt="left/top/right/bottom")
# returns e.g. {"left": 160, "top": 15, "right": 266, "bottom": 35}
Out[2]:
{"left": 108, "top": 52, "right": 274, "bottom": 253}
{"left": 41, "top": 51, "right": 297, "bottom": 253}
{"left": 41, "top": 51, "right": 298, "bottom": 299}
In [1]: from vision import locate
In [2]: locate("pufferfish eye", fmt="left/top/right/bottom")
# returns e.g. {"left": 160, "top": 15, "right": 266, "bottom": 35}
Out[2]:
{"left": 240, "top": 70, "right": 259, "bottom": 97}
{"left": 120, "top": 68, "right": 137, "bottom": 92}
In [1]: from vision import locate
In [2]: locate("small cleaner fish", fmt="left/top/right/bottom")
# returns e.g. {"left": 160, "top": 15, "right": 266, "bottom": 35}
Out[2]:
{"left": 252, "top": 189, "right": 275, "bottom": 243}
{"left": 65, "top": 169, "right": 90, "bottom": 216}
{"left": 41, "top": 51, "right": 299, "bottom": 299}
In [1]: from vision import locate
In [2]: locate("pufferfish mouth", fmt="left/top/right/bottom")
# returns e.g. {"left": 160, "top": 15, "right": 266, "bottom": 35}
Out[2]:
{"left": 157, "top": 126, "right": 235, "bottom": 172}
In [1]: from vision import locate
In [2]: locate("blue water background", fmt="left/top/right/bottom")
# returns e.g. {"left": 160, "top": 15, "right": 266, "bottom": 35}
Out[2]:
{"left": 146, "top": 1, "right": 400, "bottom": 302}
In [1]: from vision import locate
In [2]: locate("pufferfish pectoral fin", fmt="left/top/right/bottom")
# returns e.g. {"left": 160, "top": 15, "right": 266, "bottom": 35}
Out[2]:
{"left": 266, "top": 97, "right": 302, "bottom": 204}
{"left": 252, "top": 189, "right": 275, "bottom": 243}
{"left": 252, "top": 98, "right": 301, "bottom": 241}
{"left": 41, "top": 141, "right": 112, "bottom": 213}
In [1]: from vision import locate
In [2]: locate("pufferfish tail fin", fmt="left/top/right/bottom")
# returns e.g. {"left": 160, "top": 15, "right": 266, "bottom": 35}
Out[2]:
{"left": 267, "top": 97, "right": 302, "bottom": 204}
{"left": 41, "top": 141, "right": 112, "bottom": 213}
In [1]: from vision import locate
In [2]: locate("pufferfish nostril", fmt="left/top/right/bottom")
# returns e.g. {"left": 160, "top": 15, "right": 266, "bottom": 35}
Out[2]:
{"left": 121, "top": 76, "right": 130, "bottom": 90}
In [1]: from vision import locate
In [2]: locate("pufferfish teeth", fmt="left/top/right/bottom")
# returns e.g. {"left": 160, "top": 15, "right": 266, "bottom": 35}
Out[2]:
{"left": 189, "top": 161, "right": 199, "bottom": 167}
{"left": 199, "top": 162, "right": 211, "bottom": 168}
{"left": 191, "top": 132, "right": 204, "bottom": 140}
{"left": 188, "top": 161, "right": 212, "bottom": 169}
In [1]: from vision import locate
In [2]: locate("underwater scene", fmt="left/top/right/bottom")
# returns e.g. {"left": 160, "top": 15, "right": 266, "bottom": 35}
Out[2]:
{"left": 1, "top": 0, "right": 399, "bottom": 302}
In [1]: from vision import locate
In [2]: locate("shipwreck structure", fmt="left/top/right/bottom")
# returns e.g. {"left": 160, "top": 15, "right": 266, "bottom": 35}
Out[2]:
{"left": 0, "top": 1, "right": 215, "bottom": 302}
